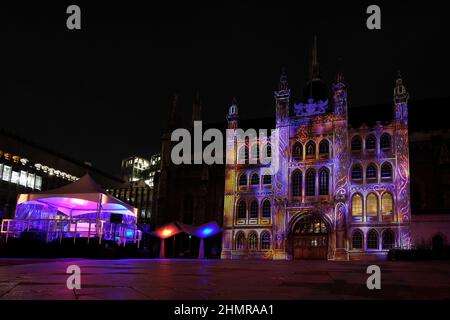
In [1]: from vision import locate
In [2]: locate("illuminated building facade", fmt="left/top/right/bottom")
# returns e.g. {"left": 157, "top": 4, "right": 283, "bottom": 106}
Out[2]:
{"left": 221, "top": 44, "right": 412, "bottom": 260}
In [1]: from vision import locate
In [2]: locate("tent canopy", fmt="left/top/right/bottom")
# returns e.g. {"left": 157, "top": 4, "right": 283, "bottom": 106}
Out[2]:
{"left": 16, "top": 174, "right": 137, "bottom": 217}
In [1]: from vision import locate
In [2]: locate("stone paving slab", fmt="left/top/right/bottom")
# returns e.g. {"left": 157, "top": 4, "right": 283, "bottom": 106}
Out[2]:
{"left": 0, "top": 258, "right": 450, "bottom": 299}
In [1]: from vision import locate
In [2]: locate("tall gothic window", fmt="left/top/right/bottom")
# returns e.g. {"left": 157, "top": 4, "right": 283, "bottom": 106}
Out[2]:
{"left": 237, "top": 200, "right": 247, "bottom": 219}
{"left": 262, "top": 174, "right": 272, "bottom": 185}
{"left": 238, "top": 146, "right": 249, "bottom": 164}
{"left": 380, "top": 133, "right": 392, "bottom": 150}
{"left": 305, "top": 169, "right": 316, "bottom": 196}
{"left": 260, "top": 231, "right": 271, "bottom": 250}
{"left": 382, "top": 229, "right": 395, "bottom": 249}
{"left": 248, "top": 231, "right": 258, "bottom": 250}
{"left": 351, "top": 164, "right": 363, "bottom": 181}
{"left": 292, "top": 142, "right": 303, "bottom": 159}
{"left": 250, "top": 173, "right": 259, "bottom": 185}
{"left": 381, "top": 162, "right": 393, "bottom": 180}
{"left": 351, "top": 136, "right": 362, "bottom": 152}
{"left": 291, "top": 170, "right": 302, "bottom": 197}
{"left": 366, "top": 164, "right": 377, "bottom": 181}
{"left": 251, "top": 144, "right": 259, "bottom": 164}
{"left": 352, "top": 230, "right": 363, "bottom": 249}
{"left": 236, "top": 232, "right": 246, "bottom": 250}
{"left": 305, "top": 141, "right": 316, "bottom": 159}
{"left": 366, "top": 193, "right": 378, "bottom": 216}
{"left": 382, "top": 192, "right": 393, "bottom": 215}
{"left": 319, "top": 140, "right": 330, "bottom": 157}
{"left": 367, "top": 229, "right": 379, "bottom": 249}
{"left": 238, "top": 173, "right": 247, "bottom": 186}
{"left": 351, "top": 194, "right": 363, "bottom": 216}
{"left": 262, "top": 199, "right": 271, "bottom": 218}
{"left": 366, "top": 135, "right": 377, "bottom": 150}
{"left": 319, "top": 168, "right": 329, "bottom": 195}
{"left": 249, "top": 200, "right": 258, "bottom": 219}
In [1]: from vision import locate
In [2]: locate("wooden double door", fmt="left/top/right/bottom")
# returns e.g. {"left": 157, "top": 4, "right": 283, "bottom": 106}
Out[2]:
{"left": 293, "top": 235, "right": 328, "bottom": 260}
{"left": 292, "top": 214, "right": 329, "bottom": 260}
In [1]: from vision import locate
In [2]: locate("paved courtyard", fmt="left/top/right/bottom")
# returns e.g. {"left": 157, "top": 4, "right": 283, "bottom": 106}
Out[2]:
{"left": 0, "top": 258, "right": 450, "bottom": 299}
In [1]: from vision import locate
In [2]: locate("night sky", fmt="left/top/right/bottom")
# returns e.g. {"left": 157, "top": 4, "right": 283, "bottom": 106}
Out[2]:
{"left": 2, "top": 1, "right": 450, "bottom": 176}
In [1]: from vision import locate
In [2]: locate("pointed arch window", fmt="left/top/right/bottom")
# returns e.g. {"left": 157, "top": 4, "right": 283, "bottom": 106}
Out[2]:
{"left": 367, "top": 229, "right": 379, "bottom": 249}
{"left": 262, "top": 174, "right": 272, "bottom": 185}
{"left": 236, "top": 232, "right": 246, "bottom": 250}
{"left": 319, "top": 168, "right": 329, "bottom": 195}
{"left": 351, "top": 194, "right": 363, "bottom": 216}
{"left": 291, "top": 170, "right": 302, "bottom": 197}
{"left": 382, "top": 229, "right": 395, "bottom": 249}
{"left": 366, "top": 135, "right": 377, "bottom": 150}
{"left": 260, "top": 231, "right": 271, "bottom": 250}
{"left": 380, "top": 133, "right": 391, "bottom": 150}
{"left": 305, "top": 169, "right": 316, "bottom": 196}
{"left": 249, "top": 200, "right": 258, "bottom": 219}
{"left": 237, "top": 200, "right": 247, "bottom": 219}
{"left": 366, "top": 193, "right": 379, "bottom": 216}
{"left": 366, "top": 164, "right": 377, "bottom": 181}
{"left": 381, "top": 162, "right": 393, "bottom": 180}
{"left": 238, "top": 173, "right": 247, "bottom": 186}
{"left": 382, "top": 192, "right": 393, "bottom": 215}
{"left": 352, "top": 230, "right": 364, "bottom": 249}
{"left": 262, "top": 199, "right": 271, "bottom": 218}
{"left": 238, "top": 146, "right": 249, "bottom": 164}
{"left": 292, "top": 142, "right": 303, "bottom": 159}
{"left": 248, "top": 231, "right": 258, "bottom": 250}
{"left": 351, "top": 164, "right": 363, "bottom": 181}
{"left": 250, "top": 173, "right": 259, "bottom": 185}
{"left": 251, "top": 144, "right": 259, "bottom": 164}
{"left": 305, "top": 141, "right": 316, "bottom": 159}
{"left": 351, "top": 136, "right": 362, "bottom": 152}
{"left": 319, "top": 140, "right": 330, "bottom": 157}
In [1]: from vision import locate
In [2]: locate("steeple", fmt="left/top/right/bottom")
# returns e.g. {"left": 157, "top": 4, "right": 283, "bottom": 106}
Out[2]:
{"left": 310, "top": 35, "right": 320, "bottom": 81}
{"left": 192, "top": 91, "right": 202, "bottom": 124}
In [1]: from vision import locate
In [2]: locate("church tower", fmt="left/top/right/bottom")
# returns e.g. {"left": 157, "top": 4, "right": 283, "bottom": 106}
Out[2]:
{"left": 393, "top": 71, "right": 412, "bottom": 248}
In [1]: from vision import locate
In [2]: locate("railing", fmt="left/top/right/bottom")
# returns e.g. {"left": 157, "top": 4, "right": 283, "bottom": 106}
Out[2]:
{"left": 0, "top": 218, "right": 141, "bottom": 247}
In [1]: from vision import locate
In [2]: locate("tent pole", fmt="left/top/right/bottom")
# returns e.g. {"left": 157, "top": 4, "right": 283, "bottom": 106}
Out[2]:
{"left": 160, "top": 238, "right": 165, "bottom": 258}
{"left": 198, "top": 238, "right": 205, "bottom": 259}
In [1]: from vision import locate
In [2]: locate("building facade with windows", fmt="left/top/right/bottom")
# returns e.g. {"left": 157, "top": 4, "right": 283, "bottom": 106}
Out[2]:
{"left": 221, "top": 45, "right": 411, "bottom": 260}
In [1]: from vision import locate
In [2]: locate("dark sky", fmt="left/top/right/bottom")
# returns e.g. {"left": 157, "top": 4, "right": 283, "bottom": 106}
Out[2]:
{"left": 2, "top": 1, "right": 450, "bottom": 176}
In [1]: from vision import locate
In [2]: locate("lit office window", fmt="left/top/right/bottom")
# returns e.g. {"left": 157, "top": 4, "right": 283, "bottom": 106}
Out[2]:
{"left": 35, "top": 176, "right": 42, "bottom": 190}
{"left": 27, "top": 173, "right": 34, "bottom": 188}
{"left": 20, "top": 170, "right": 27, "bottom": 186}
{"left": 2, "top": 165, "right": 11, "bottom": 182}
{"left": 11, "top": 171, "right": 19, "bottom": 184}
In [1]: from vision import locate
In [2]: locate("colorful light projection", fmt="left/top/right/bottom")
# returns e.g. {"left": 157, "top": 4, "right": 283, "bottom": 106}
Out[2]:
{"left": 151, "top": 221, "right": 221, "bottom": 259}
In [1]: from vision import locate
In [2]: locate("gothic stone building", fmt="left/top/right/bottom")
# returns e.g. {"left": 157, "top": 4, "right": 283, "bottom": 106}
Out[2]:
{"left": 221, "top": 49, "right": 411, "bottom": 260}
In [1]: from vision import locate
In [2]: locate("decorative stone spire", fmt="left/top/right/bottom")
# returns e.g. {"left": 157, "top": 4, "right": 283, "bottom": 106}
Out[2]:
{"left": 274, "top": 68, "right": 290, "bottom": 123}
{"left": 332, "top": 61, "right": 347, "bottom": 117}
{"left": 167, "top": 94, "right": 180, "bottom": 131}
{"left": 226, "top": 97, "right": 239, "bottom": 129}
{"left": 394, "top": 70, "right": 409, "bottom": 104}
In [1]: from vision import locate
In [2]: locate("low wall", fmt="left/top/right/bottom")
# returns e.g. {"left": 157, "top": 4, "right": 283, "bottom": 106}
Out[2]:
{"left": 411, "top": 214, "right": 450, "bottom": 248}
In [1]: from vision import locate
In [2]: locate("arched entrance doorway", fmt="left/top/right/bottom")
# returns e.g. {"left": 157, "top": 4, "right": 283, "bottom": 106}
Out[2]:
{"left": 291, "top": 213, "right": 329, "bottom": 260}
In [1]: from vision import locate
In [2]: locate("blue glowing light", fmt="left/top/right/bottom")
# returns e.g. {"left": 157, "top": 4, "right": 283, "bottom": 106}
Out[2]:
{"left": 126, "top": 230, "right": 134, "bottom": 237}
{"left": 202, "top": 228, "right": 213, "bottom": 236}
